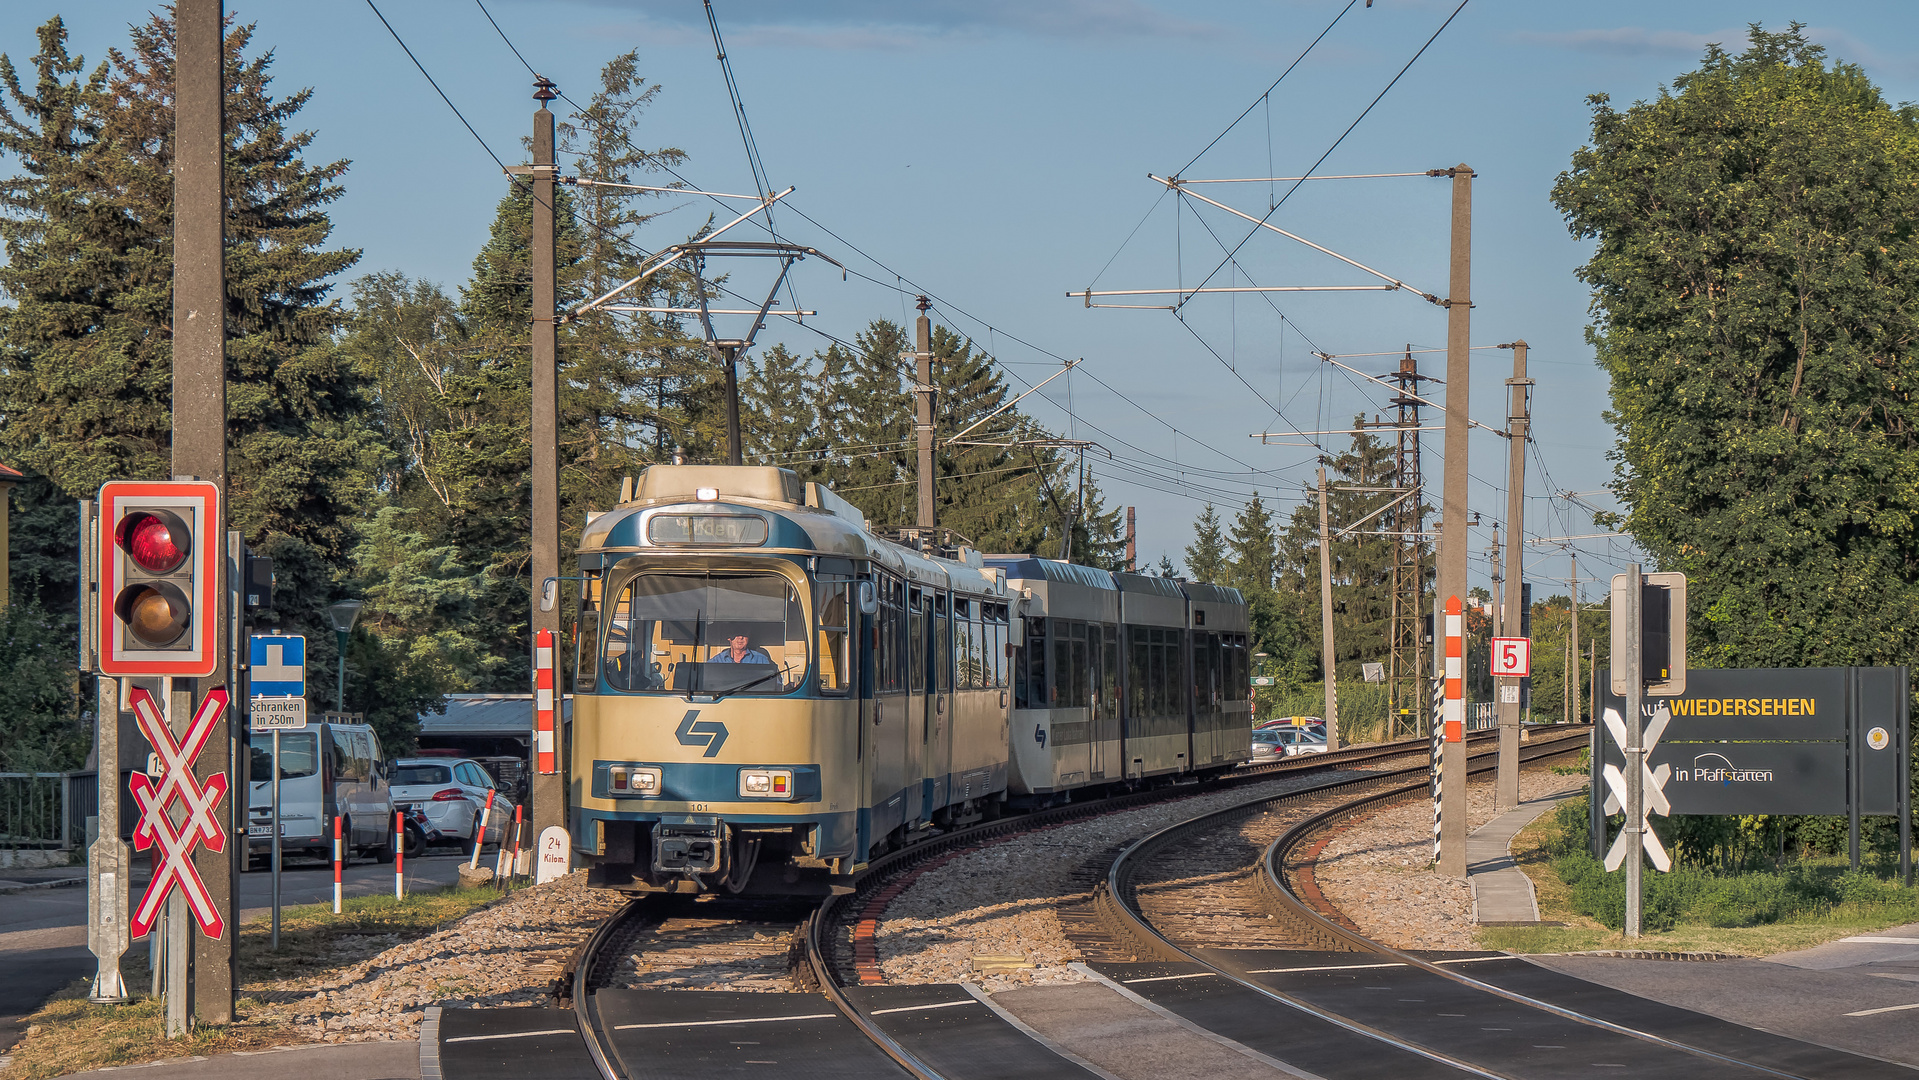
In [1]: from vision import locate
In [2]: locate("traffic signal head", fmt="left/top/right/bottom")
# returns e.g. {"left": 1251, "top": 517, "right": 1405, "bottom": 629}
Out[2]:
{"left": 97, "top": 481, "right": 221, "bottom": 676}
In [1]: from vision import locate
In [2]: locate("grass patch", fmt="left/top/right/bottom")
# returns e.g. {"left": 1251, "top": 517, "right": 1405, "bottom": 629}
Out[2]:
{"left": 1484, "top": 794, "right": 1919, "bottom": 956}
{"left": 3, "top": 882, "right": 513, "bottom": 1080}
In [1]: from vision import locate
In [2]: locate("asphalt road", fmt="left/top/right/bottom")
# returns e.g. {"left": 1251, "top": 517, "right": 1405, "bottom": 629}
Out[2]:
{"left": 1529, "top": 923, "right": 1919, "bottom": 1069}
{"left": 0, "top": 847, "right": 481, "bottom": 1053}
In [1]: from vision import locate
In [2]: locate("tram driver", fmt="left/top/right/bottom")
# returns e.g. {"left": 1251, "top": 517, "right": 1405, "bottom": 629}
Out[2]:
{"left": 715, "top": 632, "right": 772, "bottom": 664}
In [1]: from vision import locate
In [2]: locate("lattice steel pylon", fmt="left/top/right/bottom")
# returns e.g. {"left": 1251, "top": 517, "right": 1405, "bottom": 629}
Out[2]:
{"left": 1385, "top": 345, "right": 1434, "bottom": 738}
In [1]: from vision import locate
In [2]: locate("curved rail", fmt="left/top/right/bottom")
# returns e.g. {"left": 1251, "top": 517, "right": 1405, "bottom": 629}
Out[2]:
{"left": 1094, "top": 731, "right": 1588, "bottom": 1079}
{"left": 563, "top": 726, "right": 1584, "bottom": 1080}
{"left": 1254, "top": 755, "right": 1820, "bottom": 1080}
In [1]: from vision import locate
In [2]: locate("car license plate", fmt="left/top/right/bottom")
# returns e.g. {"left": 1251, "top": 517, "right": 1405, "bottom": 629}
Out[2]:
{"left": 247, "top": 824, "right": 285, "bottom": 837}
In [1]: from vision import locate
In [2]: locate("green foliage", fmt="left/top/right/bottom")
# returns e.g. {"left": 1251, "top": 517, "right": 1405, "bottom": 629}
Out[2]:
{"left": 1183, "top": 505, "right": 1227, "bottom": 583}
{"left": 1226, "top": 495, "right": 1277, "bottom": 593}
{"left": 1555, "top": 849, "right": 1919, "bottom": 932}
{"left": 1552, "top": 25, "right": 1919, "bottom": 673}
{"left": 1552, "top": 22, "right": 1919, "bottom": 846}
{"left": 0, "top": 588, "right": 83, "bottom": 770}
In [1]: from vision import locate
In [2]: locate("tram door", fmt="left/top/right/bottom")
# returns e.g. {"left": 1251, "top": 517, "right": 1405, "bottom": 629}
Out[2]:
{"left": 872, "top": 576, "right": 910, "bottom": 848}
{"left": 903, "top": 587, "right": 925, "bottom": 827}
{"left": 926, "top": 592, "right": 953, "bottom": 818}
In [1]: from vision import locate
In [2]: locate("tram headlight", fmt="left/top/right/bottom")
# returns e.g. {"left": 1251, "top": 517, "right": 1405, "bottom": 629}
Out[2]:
{"left": 738, "top": 768, "right": 794, "bottom": 799}
{"left": 608, "top": 765, "right": 661, "bottom": 796}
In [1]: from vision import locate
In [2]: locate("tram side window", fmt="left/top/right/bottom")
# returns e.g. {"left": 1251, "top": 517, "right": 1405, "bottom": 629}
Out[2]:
{"left": 877, "top": 578, "right": 901, "bottom": 693}
{"left": 1023, "top": 617, "right": 1047, "bottom": 709}
{"left": 818, "top": 581, "right": 850, "bottom": 695}
{"left": 935, "top": 595, "right": 952, "bottom": 695}
{"left": 1101, "top": 625, "right": 1119, "bottom": 718}
{"left": 909, "top": 590, "right": 926, "bottom": 692}
{"left": 956, "top": 599, "right": 979, "bottom": 690}
{"left": 603, "top": 583, "right": 635, "bottom": 689}
{"left": 1129, "top": 627, "right": 1148, "bottom": 720}
{"left": 995, "top": 606, "right": 1010, "bottom": 688}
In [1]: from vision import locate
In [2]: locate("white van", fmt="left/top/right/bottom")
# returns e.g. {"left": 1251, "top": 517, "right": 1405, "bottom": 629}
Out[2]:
{"left": 247, "top": 722, "right": 395, "bottom": 863}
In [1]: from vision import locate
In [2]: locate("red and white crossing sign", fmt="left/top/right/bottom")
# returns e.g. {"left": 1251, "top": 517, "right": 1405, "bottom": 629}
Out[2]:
{"left": 534, "top": 628, "right": 557, "bottom": 774}
{"left": 127, "top": 686, "right": 229, "bottom": 939}
{"left": 1490, "top": 637, "right": 1532, "bottom": 678}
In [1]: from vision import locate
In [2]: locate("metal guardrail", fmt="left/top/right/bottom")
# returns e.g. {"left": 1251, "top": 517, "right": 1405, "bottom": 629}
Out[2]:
{"left": 0, "top": 771, "right": 85, "bottom": 850}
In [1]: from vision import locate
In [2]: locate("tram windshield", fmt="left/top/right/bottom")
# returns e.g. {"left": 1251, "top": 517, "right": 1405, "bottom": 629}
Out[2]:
{"left": 602, "top": 572, "right": 809, "bottom": 694}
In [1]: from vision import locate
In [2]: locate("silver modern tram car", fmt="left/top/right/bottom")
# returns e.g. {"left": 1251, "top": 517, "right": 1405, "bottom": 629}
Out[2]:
{"left": 568, "top": 464, "right": 1250, "bottom": 896}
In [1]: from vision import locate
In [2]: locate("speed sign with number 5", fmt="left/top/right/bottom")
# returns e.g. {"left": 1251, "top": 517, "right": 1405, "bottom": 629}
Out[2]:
{"left": 1491, "top": 637, "right": 1531, "bottom": 677}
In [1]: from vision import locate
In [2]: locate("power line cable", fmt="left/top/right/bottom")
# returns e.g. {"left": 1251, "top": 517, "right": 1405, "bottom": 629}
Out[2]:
{"left": 367, "top": 0, "right": 508, "bottom": 173}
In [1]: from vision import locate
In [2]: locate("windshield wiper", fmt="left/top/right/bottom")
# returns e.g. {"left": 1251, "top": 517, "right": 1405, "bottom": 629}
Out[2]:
{"left": 706, "top": 664, "right": 789, "bottom": 702}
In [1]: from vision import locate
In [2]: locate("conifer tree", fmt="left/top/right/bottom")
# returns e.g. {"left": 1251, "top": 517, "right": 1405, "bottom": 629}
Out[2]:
{"left": 1184, "top": 504, "right": 1228, "bottom": 583}
{"left": 816, "top": 321, "right": 912, "bottom": 525}
{"left": 931, "top": 326, "right": 1050, "bottom": 552}
{"left": 740, "top": 343, "right": 820, "bottom": 476}
{"left": 1227, "top": 494, "right": 1278, "bottom": 594}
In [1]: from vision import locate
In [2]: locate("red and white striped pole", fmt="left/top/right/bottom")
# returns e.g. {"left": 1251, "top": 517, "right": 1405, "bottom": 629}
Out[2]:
{"left": 332, "top": 815, "right": 344, "bottom": 914}
{"left": 509, "top": 803, "right": 525, "bottom": 883}
{"left": 394, "top": 810, "right": 405, "bottom": 899}
{"left": 1444, "top": 595, "right": 1465, "bottom": 744}
{"left": 469, "top": 789, "right": 497, "bottom": 871}
{"left": 535, "top": 629, "right": 557, "bottom": 774}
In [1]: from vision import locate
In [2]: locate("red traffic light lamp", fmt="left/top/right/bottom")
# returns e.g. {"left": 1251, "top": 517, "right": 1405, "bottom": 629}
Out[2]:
{"left": 97, "top": 480, "right": 221, "bottom": 677}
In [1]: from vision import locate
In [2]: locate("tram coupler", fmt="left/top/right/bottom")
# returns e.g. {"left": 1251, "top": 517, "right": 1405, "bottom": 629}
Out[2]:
{"left": 652, "top": 815, "right": 725, "bottom": 877}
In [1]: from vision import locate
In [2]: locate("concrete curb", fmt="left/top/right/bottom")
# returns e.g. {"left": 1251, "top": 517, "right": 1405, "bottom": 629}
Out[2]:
{"left": 1547, "top": 949, "right": 1745, "bottom": 961}
{"left": 0, "top": 876, "right": 87, "bottom": 897}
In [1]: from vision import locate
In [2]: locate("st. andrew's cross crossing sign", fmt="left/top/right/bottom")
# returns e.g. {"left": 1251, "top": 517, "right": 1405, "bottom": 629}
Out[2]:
{"left": 128, "top": 685, "right": 230, "bottom": 939}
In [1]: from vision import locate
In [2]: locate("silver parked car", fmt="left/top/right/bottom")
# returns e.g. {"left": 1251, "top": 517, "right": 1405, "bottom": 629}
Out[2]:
{"left": 1269, "top": 726, "right": 1329, "bottom": 757}
{"left": 1250, "top": 728, "right": 1288, "bottom": 763}
{"left": 388, "top": 757, "right": 517, "bottom": 854}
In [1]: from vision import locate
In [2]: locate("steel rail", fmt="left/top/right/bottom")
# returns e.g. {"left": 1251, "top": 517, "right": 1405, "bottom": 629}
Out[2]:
{"left": 1256, "top": 757, "right": 1822, "bottom": 1080}
{"left": 561, "top": 726, "right": 1576, "bottom": 1080}
{"left": 1095, "top": 732, "right": 1592, "bottom": 1080}
{"left": 572, "top": 896, "right": 657, "bottom": 1080}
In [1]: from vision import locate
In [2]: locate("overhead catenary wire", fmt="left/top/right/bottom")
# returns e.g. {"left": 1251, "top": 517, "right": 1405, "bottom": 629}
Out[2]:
{"left": 464, "top": 0, "right": 1565, "bottom": 562}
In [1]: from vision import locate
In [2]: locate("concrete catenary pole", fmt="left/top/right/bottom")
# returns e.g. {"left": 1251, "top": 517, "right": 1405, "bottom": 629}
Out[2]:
{"left": 1435, "top": 163, "right": 1472, "bottom": 878}
{"left": 1318, "top": 468, "right": 1340, "bottom": 751}
{"left": 915, "top": 296, "right": 936, "bottom": 530}
{"left": 1624, "top": 564, "right": 1645, "bottom": 938}
{"left": 1569, "top": 556, "right": 1579, "bottom": 722}
{"left": 529, "top": 79, "right": 566, "bottom": 840}
{"left": 1497, "top": 341, "right": 1530, "bottom": 809}
{"left": 175, "top": 0, "right": 233, "bottom": 1024}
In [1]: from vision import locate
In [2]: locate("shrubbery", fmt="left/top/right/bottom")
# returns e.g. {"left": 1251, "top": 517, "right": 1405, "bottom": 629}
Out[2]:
{"left": 1546, "top": 795, "right": 1919, "bottom": 931}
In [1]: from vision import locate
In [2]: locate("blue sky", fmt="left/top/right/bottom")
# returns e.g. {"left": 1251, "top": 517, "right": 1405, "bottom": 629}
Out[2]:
{"left": 4, "top": 1, "right": 1916, "bottom": 607}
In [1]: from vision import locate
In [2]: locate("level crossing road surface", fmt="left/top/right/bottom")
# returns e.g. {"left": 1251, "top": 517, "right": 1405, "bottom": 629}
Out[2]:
{"left": 438, "top": 984, "right": 1108, "bottom": 1080}
{"left": 0, "top": 850, "right": 477, "bottom": 1052}
{"left": 1090, "top": 950, "right": 1916, "bottom": 1078}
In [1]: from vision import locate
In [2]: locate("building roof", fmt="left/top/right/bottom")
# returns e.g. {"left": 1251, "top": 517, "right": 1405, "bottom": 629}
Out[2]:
{"left": 417, "top": 692, "right": 572, "bottom": 736}
{"left": 0, "top": 462, "right": 21, "bottom": 481}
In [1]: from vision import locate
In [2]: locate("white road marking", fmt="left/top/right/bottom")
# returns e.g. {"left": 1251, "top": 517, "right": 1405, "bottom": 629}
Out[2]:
{"left": 1844, "top": 1001, "right": 1919, "bottom": 1017}
{"left": 1243, "top": 956, "right": 1511, "bottom": 975}
{"left": 870, "top": 999, "right": 981, "bottom": 1015}
{"left": 1123, "top": 971, "right": 1222, "bottom": 984}
{"left": 1837, "top": 936, "right": 1919, "bottom": 945}
{"left": 613, "top": 1013, "right": 837, "bottom": 1031}
{"left": 444, "top": 1028, "right": 573, "bottom": 1044}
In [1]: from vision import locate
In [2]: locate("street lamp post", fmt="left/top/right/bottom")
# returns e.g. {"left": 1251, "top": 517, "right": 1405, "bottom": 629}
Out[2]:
{"left": 326, "top": 600, "right": 364, "bottom": 713}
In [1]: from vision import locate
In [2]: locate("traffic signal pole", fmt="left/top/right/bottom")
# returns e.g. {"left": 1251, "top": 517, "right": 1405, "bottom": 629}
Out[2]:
{"left": 1497, "top": 341, "right": 1530, "bottom": 810}
{"left": 1435, "top": 164, "right": 1472, "bottom": 878}
{"left": 529, "top": 81, "right": 566, "bottom": 843}
{"left": 174, "top": 0, "right": 234, "bottom": 1024}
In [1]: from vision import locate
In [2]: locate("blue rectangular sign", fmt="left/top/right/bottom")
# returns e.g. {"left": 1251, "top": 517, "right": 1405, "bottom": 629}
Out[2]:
{"left": 250, "top": 634, "right": 306, "bottom": 697}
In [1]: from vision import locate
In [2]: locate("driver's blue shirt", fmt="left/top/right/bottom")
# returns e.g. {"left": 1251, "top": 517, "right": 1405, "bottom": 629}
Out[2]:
{"left": 715, "top": 647, "right": 772, "bottom": 664}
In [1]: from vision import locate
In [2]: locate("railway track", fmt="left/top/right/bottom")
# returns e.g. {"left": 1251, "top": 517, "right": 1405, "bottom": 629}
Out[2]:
{"left": 1086, "top": 730, "right": 1911, "bottom": 1079}
{"left": 431, "top": 727, "right": 1607, "bottom": 1080}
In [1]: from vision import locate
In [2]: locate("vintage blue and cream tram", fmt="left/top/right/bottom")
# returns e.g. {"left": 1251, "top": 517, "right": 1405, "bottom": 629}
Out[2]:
{"left": 568, "top": 464, "right": 1250, "bottom": 896}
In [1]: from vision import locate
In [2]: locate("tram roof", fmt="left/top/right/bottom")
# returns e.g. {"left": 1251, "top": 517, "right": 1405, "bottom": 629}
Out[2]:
{"left": 983, "top": 556, "right": 1116, "bottom": 590}
{"left": 417, "top": 693, "right": 571, "bottom": 735}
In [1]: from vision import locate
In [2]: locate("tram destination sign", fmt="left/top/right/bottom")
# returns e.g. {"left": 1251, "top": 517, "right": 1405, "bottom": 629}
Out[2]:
{"left": 1598, "top": 666, "right": 1905, "bottom": 817}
